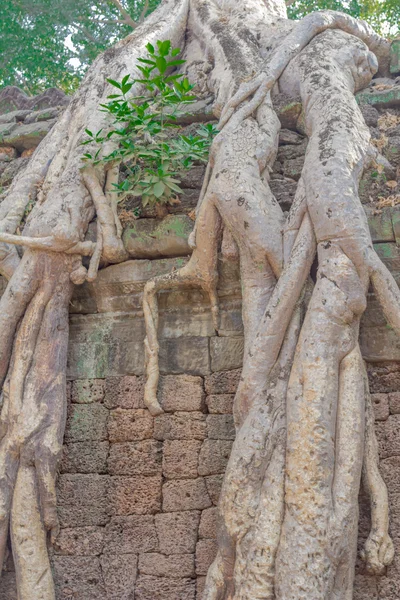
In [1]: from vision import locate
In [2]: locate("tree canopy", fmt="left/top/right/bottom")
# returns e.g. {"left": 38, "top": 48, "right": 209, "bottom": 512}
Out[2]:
{"left": 0, "top": 0, "right": 398, "bottom": 95}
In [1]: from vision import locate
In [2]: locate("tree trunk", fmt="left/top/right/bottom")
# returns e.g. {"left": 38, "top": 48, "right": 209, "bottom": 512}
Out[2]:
{"left": 0, "top": 0, "right": 397, "bottom": 598}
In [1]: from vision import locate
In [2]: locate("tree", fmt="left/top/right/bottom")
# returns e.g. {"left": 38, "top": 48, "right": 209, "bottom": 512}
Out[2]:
{"left": 0, "top": 1, "right": 398, "bottom": 598}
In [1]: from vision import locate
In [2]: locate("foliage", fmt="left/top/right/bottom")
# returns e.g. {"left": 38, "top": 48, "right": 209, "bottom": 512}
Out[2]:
{"left": 82, "top": 41, "right": 216, "bottom": 208}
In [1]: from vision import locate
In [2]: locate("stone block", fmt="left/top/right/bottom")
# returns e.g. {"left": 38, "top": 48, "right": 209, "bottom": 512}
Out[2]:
{"left": 206, "top": 415, "right": 235, "bottom": 440}
{"left": 368, "top": 363, "right": 400, "bottom": 394}
{"left": 205, "top": 369, "right": 241, "bottom": 395}
{"left": 205, "top": 475, "right": 224, "bottom": 505}
{"left": 199, "top": 507, "right": 218, "bottom": 539}
{"left": 158, "top": 374, "right": 205, "bottom": 412}
{"left": 24, "top": 106, "right": 62, "bottom": 123}
{"left": 378, "top": 576, "right": 400, "bottom": 600}
{"left": 100, "top": 554, "right": 137, "bottom": 600}
{"left": 123, "top": 215, "right": 193, "bottom": 259}
{"left": 0, "top": 122, "right": 17, "bottom": 141}
{"left": 54, "top": 526, "right": 105, "bottom": 556}
{"left": 155, "top": 511, "right": 200, "bottom": 554}
{"left": 0, "top": 146, "right": 17, "bottom": 161}
{"left": 108, "top": 408, "right": 153, "bottom": 442}
{"left": 138, "top": 553, "right": 195, "bottom": 578}
{"left": 273, "top": 94, "right": 303, "bottom": 130}
{"left": 371, "top": 393, "right": 390, "bottom": 421}
{"left": 356, "top": 83, "right": 400, "bottom": 109}
{"left": 108, "top": 475, "right": 162, "bottom": 515}
{"left": 367, "top": 207, "right": 395, "bottom": 243}
{"left": 0, "top": 157, "right": 29, "bottom": 186}
{"left": 196, "top": 576, "right": 206, "bottom": 600}
{"left": 65, "top": 404, "right": 108, "bottom": 443}
{"left": 353, "top": 574, "right": 379, "bottom": 600}
{"left": 104, "top": 375, "right": 145, "bottom": 409}
{"left": 206, "top": 394, "right": 234, "bottom": 414}
{"left": 104, "top": 516, "right": 159, "bottom": 554}
{"left": 389, "top": 391, "right": 400, "bottom": 414}
{"left": 135, "top": 575, "right": 195, "bottom": 600}
{"left": 269, "top": 176, "right": 297, "bottom": 210}
{"left": 198, "top": 439, "right": 233, "bottom": 476}
{"left": 391, "top": 39, "right": 400, "bottom": 75}
{"left": 360, "top": 104, "right": 379, "bottom": 128}
{"left": 0, "top": 109, "right": 31, "bottom": 124}
{"left": 3, "top": 119, "right": 56, "bottom": 151}
{"left": 162, "top": 478, "right": 212, "bottom": 511}
{"left": 180, "top": 165, "right": 206, "bottom": 188}
{"left": 108, "top": 440, "right": 162, "bottom": 476}
{"left": 0, "top": 572, "right": 17, "bottom": 600}
{"left": 159, "top": 336, "right": 210, "bottom": 375}
{"left": 195, "top": 539, "right": 218, "bottom": 575}
{"left": 154, "top": 411, "right": 206, "bottom": 441}
{"left": 163, "top": 439, "right": 202, "bottom": 479}
{"left": 53, "top": 556, "right": 107, "bottom": 600}
{"left": 281, "top": 156, "right": 305, "bottom": 181}
{"left": 71, "top": 379, "right": 105, "bottom": 404}
{"left": 57, "top": 474, "right": 109, "bottom": 527}
{"left": 380, "top": 457, "right": 400, "bottom": 495}
{"left": 210, "top": 336, "right": 244, "bottom": 372}
{"left": 61, "top": 441, "right": 109, "bottom": 474}
{"left": 376, "top": 415, "right": 400, "bottom": 459}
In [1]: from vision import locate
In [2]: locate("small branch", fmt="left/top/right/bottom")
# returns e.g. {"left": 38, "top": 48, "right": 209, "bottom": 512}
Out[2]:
{"left": 106, "top": 0, "right": 138, "bottom": 29}
{"left": 0, "top": 232, "right": 95, "bottom": 256}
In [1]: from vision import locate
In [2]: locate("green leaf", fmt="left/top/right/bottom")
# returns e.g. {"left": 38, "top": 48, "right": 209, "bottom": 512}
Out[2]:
{"left": 107, "top": 78, "right": 122, "bottom": 89}
{"left": 121, "top": 74, "right": 131, "bottom": 86}
{"left": 167, "top": 59, "right": 186, "bottom": 67}
{"left": 171, "top": 47, "right": 181, "bottom": 56}
{"left": 157, "top": 39, "right": 171, "bottom": 56}
{"left": 146, "top": 42, "right": 155, "bottom": 54}
{"left": 156, "top": 56, "right": 167, "bottom": 74}
{"left": 153, "top": 180, "right": 166, "bottom": 198}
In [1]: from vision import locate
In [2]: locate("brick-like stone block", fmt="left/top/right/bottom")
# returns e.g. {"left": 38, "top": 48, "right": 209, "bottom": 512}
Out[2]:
{"left": 162, "top": 479, "right": 212, "bottom": 512}
{"left": 54, "top": 526, "right": 105, "bottom": 556}
{"left": 163, "top": 439, "right": 202, "bottom": 479}
{"left": 199, "top": 507, "right": 218, "bottom": 539}
{"left": 375, "top": 415, "right": 400, "bottom": 459}
{"left": 135, "top": 575, "right": 196, "bottom": 600}
{"left": 389, "top": 391, "right": 400, "bottom": 414}
{"left": 61, "top": 442, "right": 109, "bottom": 474}
{"left": 108, "top": 440, "right": 162, "bottom": 476}
{"left": 71, "top": 379, "right": 105, "bottom": 404}
{"left": 195, "top": 539, "right": 218, "bottom": 575}
{"left": 0, "top": 572, "right": 17, "bottom": 600}
{"left": 53, "top": 556, "right": 107, "bottom": 600}
{"left": 205, "top": 475, "right": 224, "bottom": 505}
{"left": 104, "top": 516, "right": 159, "bottom": 554}
{"left": 104, "top": 376, "right": 145, "bottom": 409}
{"left": 371, "top": 393, "right": 390, "bottom": 421}
{"left": 196, "top": 576, "right": 206, "bottom": 600}
{"left": 100, "top": 554, "right": 138, "bottom": 600}
{"left": 139, "top": 553, "right": 195, "bottom": 578}
{"left": 108, "top": 408, "right": 153, "bottom": 442}
{"left": 368, "top": 363, "right": 400, "bottom": 394}
{"left": 206, "top": 415, "right": 235, "bottom": 440}
{"left": 57, "top": 474, "right": 109, "bottom": 527}
{"left": 205, "top": 369, "right": 241, "bottom": 395}
{"left": 380, "top": 457, "right": 400, "bottom": 495}
{"left": 158, "top": 374, "right": 205, "bottom": 412}
{"left": 210, "top": 337, "right": 244, "bottom": 372}
{"left": 353, "top": 574, "right": 379, "bottom": 600}
{"left": 206, "top": 394, "right": 234, "bottom": 414}
{"left": 198, "top": 439, "right": 233, "bottom": 476}
{"left": 155, "top": 511, "right": 200, "bottom": 554}
{"left": 159, "top": 336, "right": 210, "bottom": 376}
{"left": 154, "top": 411, "right": 206, "bottom": 441}
{"left": 65, "top": 404, "right": 108, "bottom": 443}
{"left": 108, "top": 475, "right": 162, "bottom": 515}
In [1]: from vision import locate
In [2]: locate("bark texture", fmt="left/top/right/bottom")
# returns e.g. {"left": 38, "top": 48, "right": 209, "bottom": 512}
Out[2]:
{"left": 0, "top": 0, "right": 397, "bottom": 598}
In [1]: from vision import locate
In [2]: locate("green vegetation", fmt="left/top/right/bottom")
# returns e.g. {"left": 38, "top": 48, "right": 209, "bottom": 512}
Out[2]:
{"left": 82, "top": 41, "right": 216, "bottom": 208}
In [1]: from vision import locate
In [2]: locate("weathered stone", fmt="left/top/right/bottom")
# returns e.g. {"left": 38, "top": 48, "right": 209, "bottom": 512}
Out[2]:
{"left": 0, "top": 86, "right": 68, "bottom": 114}
{"left": 162, "top": 478, "right": 212, "bottom": 511}
{"left": 158, "top": 374, "right": 205, "bottom": 412}
{"left": 108, "top": 475, "right": 162, "bottom": 515}
{"left": 199, "top": 507, "right": 218, "bottom": 539}
{"left": 108, "top": 408, "right": 153, "bottom": 442}
{"left": 57, "top": 474, "right": 109, "bottom": 527}
{"left": 100, "top": 554, "right": 138, "bottom": 600}
{"left": 135, "top": 575, "right": 196, "bottom": 600}
{"left": 61, "top": 441, "right": 109, "bottom": 474}
{"left": 371, "top": 393, "right": 390, "bottom": 421}
{"left": 353, "top": 574, "right": 379, "bottom": 600}
{"left": 21, "top": 147, "right": 35, "bottom": 158}
{"left": 375, "top": 415, "right": 400, "bottom": 459}
{"left": 367, "top": 207, "right": 396, "bottom": 243}
{"left": 24, "top": 106, "right": 62, "bottom": 123}
{"left": 206, "top": 394, "right": 234, "bottom": 414}
{"left": 0, "top": 572, "right": 17, "bottom": 600}
{"left": 278, "top": 129, "right": 304, "bottom": 145}
{"left": 71, "top": 379, "right": 105, "bottom": 404}
{"left": 159, "top": 336, "right": 210, "bottom": 375}
{"left": 360, "top": 104, "right": 380, "bottom": 127}
{"left": 104, "top": 375, "right": 145, "bottom": 409}
{"left": 65, "top": 404, "right": 108, "bottom": 443}
{"left": 195, "top": 539, "right": 218, "bottom": 575}
{"left": 198, "top": 439, "right": 233, "bottom": 475}
{"left": 154, "top": 411, "right": 206, "bottom": 441}
{"left": 269, "top": 176, "right": 298, "bottom": 210}
{"left": 273, "top": 93, "right": 303, "bottom": 130}
{"left": 0, "top": 109, "right": 31, "bottom": 124}
{"left": 368, "top": 363, "right": 400, "bottom": 393}
{"left": 123, "top": 215, "right": 193, "bottom": 259}
{"left": 205, "top": 474, "right": 224, "bottom": 505}
{"left": 3, "top": 119, "right": 56, "bottom": 151}
{"left": 0, "top": 122, "right": 18, "bottom": 141}
{"left": 281, "top": 155, "right": 305, "bottom": 181}
{"left": 155, "top": 511, "right": 200, "bottom": 554}
{"left": 206, "top": 414, "right": 235, "bottom": 440}
{"left": 180, "top": 165, "right": 206, "bottom": 188}
{"left": 389, "top": 391, "right": 400, "bottom": 414}
{"left": 356, "top": 83, "right": 400, "bottom": 108}
{"left": 390, "top": 39, "right": 400, "bottom": 75}
{"left": 0, "top": 157, "right": 29, "bottom": 186}
{"left": 54, "top": 526, "right": 105, "bottom": 556}
{"left": 0, "top": 146, "right": 17, "bottom": 161}
{"left": 210, "top": 336, "right": 244, "bottom": 372}
{"left": 205, "top": 369, "right": 241, "bottom": 395}
{"left": 380, "top": 456, "right": 400, "bottom": 495}
{"left": 104, "top": 516, "right": 159, "bottom": 554}
{"left": 108, "top": 440, "right": 162, "bottom": 476}
{"left": 277, "top": 139, "right": 308, "bottom": 161}
{"left": 53, "top": 556, "right": 107, "bottom": 600}
{"left": 138, "top": 553, "right": 195, "bottom": 578}
{"left": 163, "top": 439, "right": 202, "bottom": 479}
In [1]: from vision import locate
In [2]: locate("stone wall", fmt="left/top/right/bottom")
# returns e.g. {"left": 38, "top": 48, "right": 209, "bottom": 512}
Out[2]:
{"left": 1, "top": 81, "right": 400, "bottom": 599}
